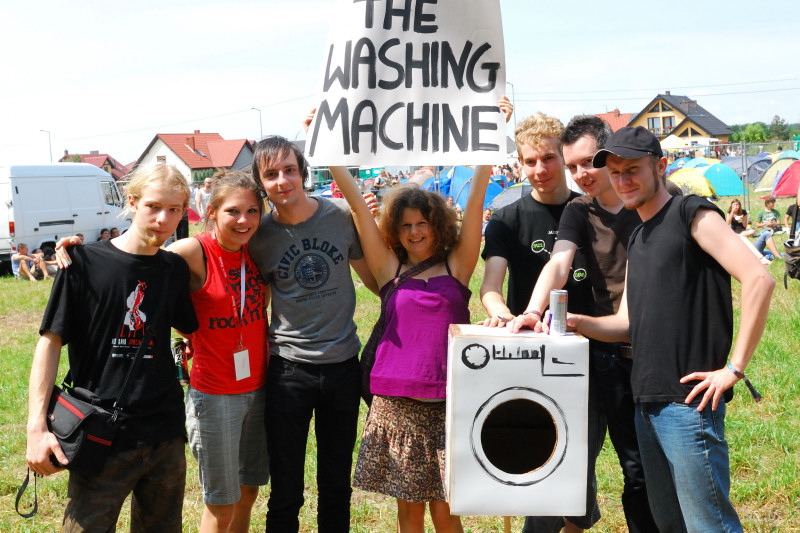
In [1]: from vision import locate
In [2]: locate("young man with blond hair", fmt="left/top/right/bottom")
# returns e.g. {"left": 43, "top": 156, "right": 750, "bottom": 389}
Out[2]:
{"left": 26, "top": 164, "right": 198, "bottom": 532}
{"left": 480, "top": 112, "right": 595, "bottom": 533}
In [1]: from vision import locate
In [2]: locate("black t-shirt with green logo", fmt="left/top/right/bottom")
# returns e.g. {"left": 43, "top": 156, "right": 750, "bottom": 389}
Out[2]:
{"left": 482, "top": 192, "right": 592, "bottom": 316}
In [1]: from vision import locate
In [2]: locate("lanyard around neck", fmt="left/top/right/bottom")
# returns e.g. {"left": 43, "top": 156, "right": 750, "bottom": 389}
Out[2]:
{"left": 212, "top": 232, "right": 246, "bottom": 347}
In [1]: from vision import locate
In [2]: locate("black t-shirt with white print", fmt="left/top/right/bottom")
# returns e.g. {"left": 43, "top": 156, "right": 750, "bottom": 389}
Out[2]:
{"left": 41, "top": 239, "right": 198, "bottom": 450}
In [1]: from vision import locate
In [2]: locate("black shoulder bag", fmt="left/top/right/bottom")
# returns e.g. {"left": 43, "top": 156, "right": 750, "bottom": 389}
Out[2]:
{"left": 360, "top": 257, "right": 437, "bottom": 406}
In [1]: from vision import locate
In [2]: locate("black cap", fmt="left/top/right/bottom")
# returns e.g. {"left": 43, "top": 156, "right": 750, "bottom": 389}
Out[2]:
{"left": 592, "top": 126, "right": 664, "bottom": 168}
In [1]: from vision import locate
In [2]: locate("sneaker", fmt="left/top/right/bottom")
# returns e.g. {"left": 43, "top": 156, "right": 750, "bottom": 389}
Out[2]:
{"left": 760, "top": 256, "right": 772, "bottom": 266}
{"left": 764, "top": 251, "right": 774, "bottom": 260}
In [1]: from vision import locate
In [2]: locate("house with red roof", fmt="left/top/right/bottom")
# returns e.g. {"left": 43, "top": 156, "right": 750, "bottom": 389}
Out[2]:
{"left": 58, "top": 150, "right": 132, "bottom": 180}
{"left": 135, "top": 130, "right": 254, "bottom": 184}
{"left": 596, "top": 109, "right": 634, "bottom": 132}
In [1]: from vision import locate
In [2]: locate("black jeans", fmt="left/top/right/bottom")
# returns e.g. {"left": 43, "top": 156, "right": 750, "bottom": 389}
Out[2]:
{"left": 264, "top": 355, "right": 361, "bottom": 533}
{"left": 590, "top": 344, "right": 658, "bottom": 533}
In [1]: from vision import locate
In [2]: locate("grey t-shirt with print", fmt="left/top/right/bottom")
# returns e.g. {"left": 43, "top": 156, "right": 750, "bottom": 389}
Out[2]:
{"left": 249, "top": 197, "right": 364, "bottom": 364}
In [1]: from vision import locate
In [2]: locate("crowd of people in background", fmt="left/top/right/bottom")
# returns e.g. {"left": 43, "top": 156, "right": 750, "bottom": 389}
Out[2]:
{"left": 22, "top": 89, "right": 789, "bottom": 533}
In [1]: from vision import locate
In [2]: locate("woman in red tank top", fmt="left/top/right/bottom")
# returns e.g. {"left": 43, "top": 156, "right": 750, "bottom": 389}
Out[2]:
{"left": 169, "top": 170, "right": 269, "bottom": 532}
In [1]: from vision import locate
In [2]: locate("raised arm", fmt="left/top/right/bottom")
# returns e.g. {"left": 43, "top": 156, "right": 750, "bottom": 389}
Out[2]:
{"left": 448, "top": 165, "right": 491, "bottom": 285}
{"left": 680, "top": 209, "right": 774, "bottom": 410}
{"left": 510, "top": 240, "right": 577, "bottom": 332}
{"left": 329, "top": 165, "right": 398, "bottom": 286}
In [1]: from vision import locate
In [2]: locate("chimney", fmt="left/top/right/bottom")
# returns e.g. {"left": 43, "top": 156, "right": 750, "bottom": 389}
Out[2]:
{"left": 90, "top": 150, "right": 99, "bottom": 155}
{"left": 613, "top": 108, "right": 620, "bottom": 117}
{"left": 665, "top": 90, "right": 671, "bottom": 95}
{"left": 186, "top": 137, "right": 196, "bottom": 151}
{"left": 194, "top": 130, "right": 200, "bottom": 135}
{"left": 63, "top": 149, "right": 69, "bottom": 157}
{"left": 678, "top": 99, "right": 697, "bottom": 114}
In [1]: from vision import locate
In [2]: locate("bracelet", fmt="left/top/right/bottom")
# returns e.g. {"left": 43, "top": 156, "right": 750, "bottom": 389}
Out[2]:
{"left": 523, "top": 309, "right": 541, "bottom": 318}
{"left": 726, "top": 363, "right": 762, "bottom": 403}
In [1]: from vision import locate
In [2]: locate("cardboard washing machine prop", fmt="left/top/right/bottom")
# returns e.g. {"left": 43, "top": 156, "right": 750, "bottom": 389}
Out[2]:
{"left": 445, "top": 325, "right": 589, "bottom": 516}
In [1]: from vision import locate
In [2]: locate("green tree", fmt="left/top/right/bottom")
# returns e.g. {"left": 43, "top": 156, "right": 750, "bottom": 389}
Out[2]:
{"left": 743, "top": 122, "right": 768, "bottom": 143}
{"left": 768, "top": 115, "right": 791, "bottom": 141}
{"left": 729, "top": 124, "right": 744, "bottom": 143}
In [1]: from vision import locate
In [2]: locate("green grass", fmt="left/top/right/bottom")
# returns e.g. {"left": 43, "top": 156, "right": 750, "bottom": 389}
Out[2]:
{"left": 1, "top": 209, "right": 799, "bottom": 532}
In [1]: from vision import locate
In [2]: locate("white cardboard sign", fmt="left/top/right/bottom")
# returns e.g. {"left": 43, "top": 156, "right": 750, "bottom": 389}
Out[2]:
{"left": 306, "top": 0, "right": 507, "bottom": 167}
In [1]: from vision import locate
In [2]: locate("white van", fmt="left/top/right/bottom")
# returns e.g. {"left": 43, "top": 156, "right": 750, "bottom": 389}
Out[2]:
{"left": 0, "top": 163, "right": 130, "bottom": 271}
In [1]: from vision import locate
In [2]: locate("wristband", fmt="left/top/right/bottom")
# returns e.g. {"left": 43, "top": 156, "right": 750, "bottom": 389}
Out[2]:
{"left": 523, "top": 309, "right": 541, "bottom": 318}
{"left": 727, "top": 363, "right": 762, "bottom": 403}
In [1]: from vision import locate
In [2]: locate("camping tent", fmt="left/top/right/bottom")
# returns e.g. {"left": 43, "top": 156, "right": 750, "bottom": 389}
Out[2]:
{"left": 772, "top": 161, "right": 800, "bottom": 198}
{"left": 669, "top": 168, "right": 717, "bottom": 197}
{"left": 683, "top": 157, "right": 712, "bottom": 169}
{"left": 701, "top": 164, "right": 743, "bottom": 196}
{"left": 489, "top": 183, "right": 534, "bottom": 210}
{"left": 667, "top": 156, "right": 691, "bottom": 177}
{"left": 661, "top": 135, "right": 688, "bottom": 151}
{"left": 449, "top": 171, "right": 505, "bottom": 210}
{"left": 755, "top": 159, "right": 795, "bottom": 191}
{"left": 738, "top": 156, "right": 773, "bottom": 184}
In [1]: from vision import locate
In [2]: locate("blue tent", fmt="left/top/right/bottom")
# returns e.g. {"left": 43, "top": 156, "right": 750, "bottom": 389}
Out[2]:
{"left": 682, "top": 157, "right": 711, "bottom": 169}
{"left": 450, "top": 174, "right": 504, "bottom": 210}
{"left": 777, "top": 150, "right": 800, "bottom": 161}
{"left": 666, "top": 157, "right": 691, "bottom": 176}
{"left": 701, "top": 164, "right": 743, "bottom": 196}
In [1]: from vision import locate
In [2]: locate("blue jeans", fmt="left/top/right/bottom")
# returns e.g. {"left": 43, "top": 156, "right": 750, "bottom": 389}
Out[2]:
{"left": 635, "top": 401, "right": 742, "bottom": 533}
{"left": 753, "top": 230, "right": 772, "bottom": 255}
{"left": 264, "top": 355, "right": 361, "bottom": 532}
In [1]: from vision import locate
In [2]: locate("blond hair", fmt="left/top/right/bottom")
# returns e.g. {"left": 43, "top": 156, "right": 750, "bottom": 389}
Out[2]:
{"left": 515, "top": 113, "right": 564, "bottom": 158}
{"left": 123, "top": 164, "right": 190, "bottom": 217}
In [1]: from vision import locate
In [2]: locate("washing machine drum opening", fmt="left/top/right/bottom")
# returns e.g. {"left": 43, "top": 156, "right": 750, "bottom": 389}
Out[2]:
{"left": 480, "top": 399, "right": 557, "bottom": 475}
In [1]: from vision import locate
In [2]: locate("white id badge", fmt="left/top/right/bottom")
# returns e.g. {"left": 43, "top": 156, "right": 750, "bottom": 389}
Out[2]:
{"left": 233, "top": 349, "right": 251, "bottom": 381}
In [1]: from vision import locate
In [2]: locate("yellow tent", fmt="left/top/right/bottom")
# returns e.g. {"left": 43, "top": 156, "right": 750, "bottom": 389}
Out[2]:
{"left": 669, "top": 168, "right": 718, "bottom": 197}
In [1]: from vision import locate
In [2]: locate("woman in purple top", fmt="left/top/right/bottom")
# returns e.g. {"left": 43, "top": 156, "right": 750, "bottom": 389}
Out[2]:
{"left": 325, "top": 99, "right": 509, "bottom": 533}
{"left": 331, "top": 163, "right": 490, "bottom": 532}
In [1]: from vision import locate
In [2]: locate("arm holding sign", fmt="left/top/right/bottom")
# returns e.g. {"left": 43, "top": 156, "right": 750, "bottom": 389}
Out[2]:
{"left": 329, "top": 164, "right": 398, "bottom": 286}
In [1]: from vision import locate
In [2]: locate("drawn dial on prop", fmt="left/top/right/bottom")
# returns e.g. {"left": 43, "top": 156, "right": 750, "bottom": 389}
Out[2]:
{"left": 462, "top": 343, "right": 490, "bottom": 370}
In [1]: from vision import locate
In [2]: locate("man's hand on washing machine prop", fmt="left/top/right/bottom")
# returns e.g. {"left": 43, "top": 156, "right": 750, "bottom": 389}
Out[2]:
{"left": 477, "top": 314, "right": 517, "bottom": 328}
{"left": 536, "top": 310, "right": 579, "bottom": 334}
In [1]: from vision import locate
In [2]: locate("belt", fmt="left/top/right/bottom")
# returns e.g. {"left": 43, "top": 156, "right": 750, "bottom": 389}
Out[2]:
{"left": 617, "top": 344, "right": 633, "bottom": 359}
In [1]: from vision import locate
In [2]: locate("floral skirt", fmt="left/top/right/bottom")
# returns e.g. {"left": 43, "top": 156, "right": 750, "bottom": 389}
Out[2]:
{"left": 353, "top": 395, "right": 447, "bottom": 502}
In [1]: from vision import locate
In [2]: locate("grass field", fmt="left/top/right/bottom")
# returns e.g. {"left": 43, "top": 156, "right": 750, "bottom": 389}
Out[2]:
{"left": 1, "top": 197, "right": 799, "bottom": 532}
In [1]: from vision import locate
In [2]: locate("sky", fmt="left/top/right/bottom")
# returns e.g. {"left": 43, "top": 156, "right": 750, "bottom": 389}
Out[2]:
{"left": 1, "top": 0, "right": 797, "bottom": 168}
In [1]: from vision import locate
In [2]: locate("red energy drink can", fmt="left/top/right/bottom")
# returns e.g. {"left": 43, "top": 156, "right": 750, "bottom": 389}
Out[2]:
{"left": 549, "top": 289, "right": 568, "bottom": 335}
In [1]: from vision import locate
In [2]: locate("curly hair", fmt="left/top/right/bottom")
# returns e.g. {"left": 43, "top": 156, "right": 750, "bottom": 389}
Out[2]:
{"left": 515, "top": 113, "right": 564, "bottom": 157}
{"left": 379, "top": 185, "right": 458, "bottom": 265}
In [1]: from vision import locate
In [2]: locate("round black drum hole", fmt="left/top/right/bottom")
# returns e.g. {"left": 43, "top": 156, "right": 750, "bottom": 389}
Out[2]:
{"left": 479, "top": 399, "right": 557, "bottom": 475}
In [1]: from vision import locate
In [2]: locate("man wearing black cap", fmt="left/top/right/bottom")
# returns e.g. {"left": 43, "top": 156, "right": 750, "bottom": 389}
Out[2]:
{"left": 551, "top": 126, "right": 774, "bottom": 532}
